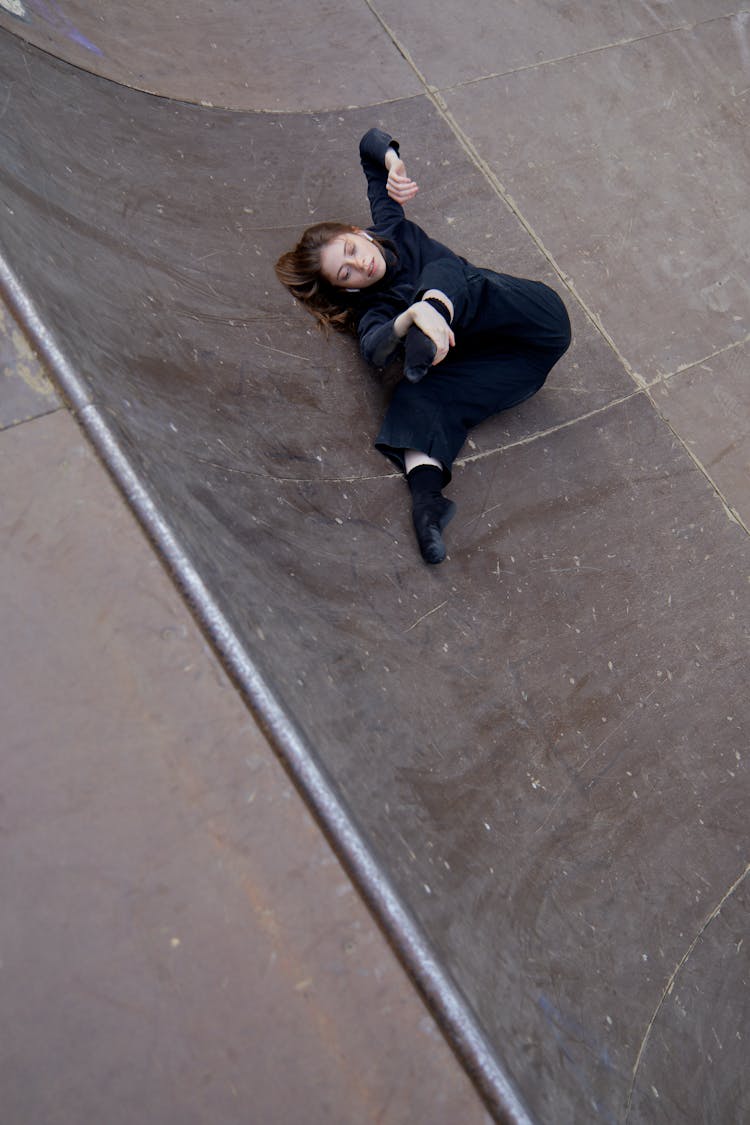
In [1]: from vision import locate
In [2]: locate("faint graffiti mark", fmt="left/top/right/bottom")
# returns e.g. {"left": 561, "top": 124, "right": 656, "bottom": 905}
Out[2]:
{"left": 538, "top": 994, "right": 619, "bottom": 1124}
{"left": 24, "top": 0, "right": 103, "bottom": 55}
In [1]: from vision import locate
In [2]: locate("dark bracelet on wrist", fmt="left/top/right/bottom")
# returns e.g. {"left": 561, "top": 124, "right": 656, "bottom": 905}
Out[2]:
{"left": 425, "top": 296, "right": 452, "bottom": 323}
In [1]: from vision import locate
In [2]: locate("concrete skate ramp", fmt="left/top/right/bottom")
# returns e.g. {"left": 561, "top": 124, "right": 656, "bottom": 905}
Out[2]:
{"left": 2, "top": 10, "right": 750, "bottom": 1123}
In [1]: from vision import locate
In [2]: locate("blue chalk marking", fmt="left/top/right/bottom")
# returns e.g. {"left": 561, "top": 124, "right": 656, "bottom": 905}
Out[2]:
{"left": 65, "top": 26, "right": 103, "bottom": 55}
{"left": 538, "top": 994, "right": 620, "bottom": 1124}
{"left": 24, "top": 0, "right": 103, "bottom": 56}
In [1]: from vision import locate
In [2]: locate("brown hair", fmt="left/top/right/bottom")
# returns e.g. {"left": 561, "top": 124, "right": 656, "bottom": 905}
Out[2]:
{"left": 274, "top": 221, "right": 364, "bottom": 335}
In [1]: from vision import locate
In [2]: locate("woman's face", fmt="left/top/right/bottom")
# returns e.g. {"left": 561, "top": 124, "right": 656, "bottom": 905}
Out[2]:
{"left": 319, "top": 231, "right": 386, "bottom": 289}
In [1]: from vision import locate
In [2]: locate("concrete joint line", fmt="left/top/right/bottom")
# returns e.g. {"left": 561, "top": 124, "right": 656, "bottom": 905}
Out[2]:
{"left": 363, "top": 3, "right": 749, "bottom": 543}
{"left": 437, "top": 10, "right": 750, "bottom": 94}
{"left": 642, "top": 385, "right": 749, "bottom": 535}
{"left": 651, "top": 330, "right": 750, "bottom": 386}
{"left": 456, "top": 388, "right": 644, "bottom": 467}
{"left": 363, "top": 0, "right": 642, "bottom": 394}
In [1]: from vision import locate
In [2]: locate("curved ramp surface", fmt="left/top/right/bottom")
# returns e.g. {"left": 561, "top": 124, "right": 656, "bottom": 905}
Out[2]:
{"left": 2, "top": 7, "right": 750, "bottom": 1123}
{"left": 0, "top": 0, "right": 421, "bottom": 109}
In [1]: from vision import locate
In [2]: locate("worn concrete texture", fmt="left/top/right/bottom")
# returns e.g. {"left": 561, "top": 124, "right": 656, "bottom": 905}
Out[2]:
{"left": 0, "top": 334, "right": 491, "bottom": 1125}
{"left": 0, "top": 299, "right": 59, "bottom": 426}
{"left": 1, "top": 4, "right": 748, "bottom": 1122}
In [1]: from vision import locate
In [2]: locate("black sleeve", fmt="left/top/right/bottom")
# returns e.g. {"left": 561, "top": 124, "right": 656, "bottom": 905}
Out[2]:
{"left": 414, "top": 257, "right": 479, "bottom": 326}
{"left": 359, "top": 128, "right": 404, "bottom": 233}
{"left": 357, "top": 259, "right": 474, "bottom": 367}
{"left": 357, "top": 297, "right": 404, "bottom": 367}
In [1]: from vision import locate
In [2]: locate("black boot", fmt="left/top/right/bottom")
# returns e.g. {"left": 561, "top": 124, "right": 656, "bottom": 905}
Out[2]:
{"left": 403, "top": 325, "right": 436, "bottom": 383}
{"left": 403, "top": 296, "right": 452, "bottom": 383}
{"left": 407, "top": 464, "right": 456, "bottom": 564}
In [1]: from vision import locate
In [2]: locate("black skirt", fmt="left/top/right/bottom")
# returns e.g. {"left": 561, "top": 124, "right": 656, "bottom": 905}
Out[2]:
{"left": 374, "top": 272, "right": 571, "bottom": 481}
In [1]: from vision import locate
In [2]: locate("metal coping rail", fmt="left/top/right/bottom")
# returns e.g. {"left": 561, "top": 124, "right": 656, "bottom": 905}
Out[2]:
{"left": 0, "top": 246, "right": 536, "bottom": 1125}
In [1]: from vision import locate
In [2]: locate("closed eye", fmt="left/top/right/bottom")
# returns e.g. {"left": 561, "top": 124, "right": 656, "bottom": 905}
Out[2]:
{"left": 338, "top": 241, "right": 355, "bottom": 282}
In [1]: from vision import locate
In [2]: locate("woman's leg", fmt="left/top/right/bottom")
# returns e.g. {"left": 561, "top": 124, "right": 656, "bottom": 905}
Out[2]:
{"left": 403, "top": 449, "right": 443, "bottom": 474}
{"left": 404, "top": 449, "right": 456, "bottom": 565}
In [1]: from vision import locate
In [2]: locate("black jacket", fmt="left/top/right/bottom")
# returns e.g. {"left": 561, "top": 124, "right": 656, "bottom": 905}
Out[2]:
{"left": 354, "top": 129, "right": 571, "bottom": 373}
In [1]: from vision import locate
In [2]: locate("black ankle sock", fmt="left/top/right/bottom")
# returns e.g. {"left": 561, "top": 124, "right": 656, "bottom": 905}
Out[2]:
{"left": 407, "top": 465, "right": 456, "bottom": 564}
{"left": 404, "top": 326, "right": 436, "bottom": 383}
{"left": 407, "top": 464, "right": 445, "bottom": 496}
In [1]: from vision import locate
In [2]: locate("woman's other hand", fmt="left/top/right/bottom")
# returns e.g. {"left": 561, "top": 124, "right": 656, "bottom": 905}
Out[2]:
{"left": 408, "top": 301, "right": 455, "bottom": 364}
{"left": 384, "top": 148, "right": 419, "bottom": 204}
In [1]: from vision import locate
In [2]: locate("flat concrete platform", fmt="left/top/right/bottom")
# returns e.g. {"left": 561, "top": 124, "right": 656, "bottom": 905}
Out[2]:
{"left": 1, "top": 5, "right": 748, "bottom": 1122}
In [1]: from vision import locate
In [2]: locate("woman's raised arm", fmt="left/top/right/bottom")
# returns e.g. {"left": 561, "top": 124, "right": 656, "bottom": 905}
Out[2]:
{"left": 359, "top": 128, "right": 414, "bottom": 232}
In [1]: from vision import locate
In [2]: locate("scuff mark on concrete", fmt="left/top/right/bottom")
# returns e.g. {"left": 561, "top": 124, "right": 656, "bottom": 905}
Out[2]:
{"left": 0, "top": 302, "right": 57, "bottom": 398}
{"left": 625, "top": 860, "right": 750, "bottom": 1120}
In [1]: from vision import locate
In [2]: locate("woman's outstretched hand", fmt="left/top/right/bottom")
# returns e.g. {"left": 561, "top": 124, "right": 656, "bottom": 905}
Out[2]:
{"left": 385, "top": 148, "right": 419, "bottom": 204}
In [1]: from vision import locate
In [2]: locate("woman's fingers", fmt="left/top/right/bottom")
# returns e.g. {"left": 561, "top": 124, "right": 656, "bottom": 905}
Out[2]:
{"left": 433, "top": 338, "right": 450, "bottom": 364}
{"left": 436, "top": 327, "right": 456, "bottom": 363}
{"left": 387, "top": 180, "right": 418, "bottom": 202}
{"left": 386, "top": 160, "right": 419, "bottom": 203}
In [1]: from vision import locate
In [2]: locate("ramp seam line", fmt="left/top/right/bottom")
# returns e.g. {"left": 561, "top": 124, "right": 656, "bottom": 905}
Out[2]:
{"left": 362, "top": 0, "right": 644, "bottom": 390}
{"left": 362, "top": 3, "right": 750, "bottom": 541}
{"left": 456, "top": 389, "right": 643, "bottom": 467}
{"left": 641, "top": 384, "right": 750, "bottom": 536}
{"left": 648, "top": 329, "right": 750, "bottom": 384}
{"left": 177, "top": 388, "right": 642, "bottom": 485}
{"left": 432, "top": 10, "right": 750, "bottom": 95}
